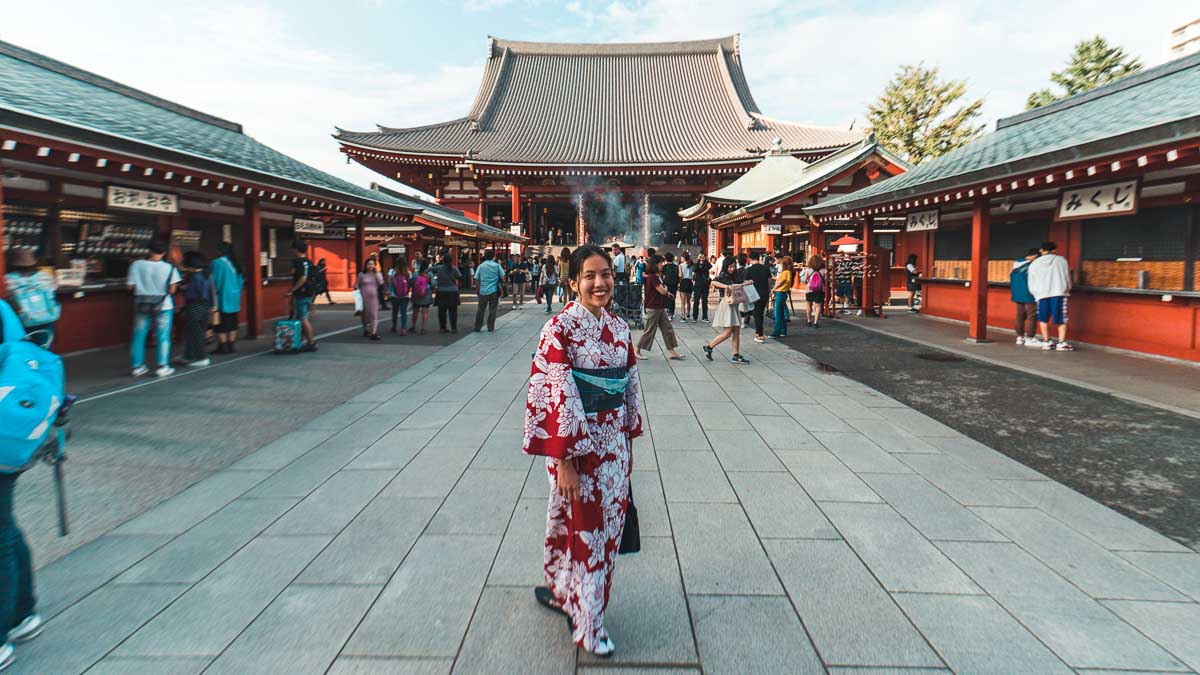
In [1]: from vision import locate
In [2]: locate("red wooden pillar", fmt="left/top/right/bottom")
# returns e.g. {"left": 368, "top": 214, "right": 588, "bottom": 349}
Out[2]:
{"left": 354, "top": 215, "right": 365, "bottom": 275}
{"left": 810, "top": 219, "right": 822, "bottom": 260}
{"left": 861, "top": 217, "right": 875, "bottom": 316}
{"left": 509, "top": 183, "right": 521, "bottom": 226}
{"left": 968, "top": 197, "right": 990, "bottom": 342}
{"left": 244, "top": 197, "right": 263, "bottom": 338}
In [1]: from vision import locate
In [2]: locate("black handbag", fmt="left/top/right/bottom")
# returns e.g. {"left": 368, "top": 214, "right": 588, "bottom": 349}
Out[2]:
{"left": 619, "top": 485, "right": 640, "bottom": 555}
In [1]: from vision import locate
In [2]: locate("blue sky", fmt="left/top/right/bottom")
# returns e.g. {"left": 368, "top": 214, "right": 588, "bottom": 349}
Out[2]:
{"left": 2, "top": 1, "right": 1193, "bottom": 195}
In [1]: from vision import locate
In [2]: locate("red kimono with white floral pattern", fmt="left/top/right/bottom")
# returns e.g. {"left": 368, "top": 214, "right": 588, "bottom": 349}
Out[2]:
{"left": 523, "top": 301, "right": 643, "bottom": 651}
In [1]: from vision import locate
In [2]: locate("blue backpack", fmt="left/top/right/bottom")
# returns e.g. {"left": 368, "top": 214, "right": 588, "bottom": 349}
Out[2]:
{"left": 0, "top": 299, "right": 65, "bottom": 473}
{"left": 8, "top": 272, "right": 61, "bottom": 326}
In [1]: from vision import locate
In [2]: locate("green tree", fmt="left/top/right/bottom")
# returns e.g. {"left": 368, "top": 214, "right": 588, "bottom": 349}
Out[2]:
{"left": 1026, "top": 36, "right": 1143, "bottom": 109}
{"left": 866, "top": 63, "right": 985, "bottom": 165}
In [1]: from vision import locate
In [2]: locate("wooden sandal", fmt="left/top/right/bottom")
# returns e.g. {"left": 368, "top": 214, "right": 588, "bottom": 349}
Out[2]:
{"left": 535, "top": 586, "right": 566, "bottom": 616}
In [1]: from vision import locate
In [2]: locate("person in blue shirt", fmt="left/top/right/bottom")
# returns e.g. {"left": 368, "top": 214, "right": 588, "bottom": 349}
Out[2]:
{"left": 473, "top": 249, "right": 504, "bottom": 332}
{"left": 209, "top": 242, "right": 244, "bottom": 354}
{"left": 180, "top": 251, "right": 214, "bottom": 367}
{"left": 1010, "top": 248, "right": 1040, "bottom": 346}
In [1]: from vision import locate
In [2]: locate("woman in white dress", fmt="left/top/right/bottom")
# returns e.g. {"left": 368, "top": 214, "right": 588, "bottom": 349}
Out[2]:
{"left": 703, "top": 257, "right": 749, "bottom": 364}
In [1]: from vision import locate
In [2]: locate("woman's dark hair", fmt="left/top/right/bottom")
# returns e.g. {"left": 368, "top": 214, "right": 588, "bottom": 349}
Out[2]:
{"left": 736, "top": 252, "right": 748, "bottom": 266}
{"left": 183, "top": 250, "right": 209, "bottom": 273}
{"left": 363, "top": 258, "right": 378, "bottom": 273}
{"left": 148, "top": 240, "right": 167, "bottom": 255}
{"left": 906, "top": 253, "right": 918, "bottom": 266}
{"left": 807, "top": 254, "right": 825, "bottom": 271}
{"left": 645, "top": 254, "right": 663, "bottom": 275}
{"left": 720, "top": 257, "right": 737, "bottom": 277}
{"left": 559, "top": 246, "right": 571, "bottom": 261}
{"left": 216, "top": 241, "right": 242, "bottom": 277}
{"left": 568, "top": 244, "right": 611, "bottom": 281}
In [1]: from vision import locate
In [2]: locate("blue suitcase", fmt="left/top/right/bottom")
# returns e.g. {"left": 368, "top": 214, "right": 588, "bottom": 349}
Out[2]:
{"left": 273, "top": 319, "right": 303, "bottom": 354}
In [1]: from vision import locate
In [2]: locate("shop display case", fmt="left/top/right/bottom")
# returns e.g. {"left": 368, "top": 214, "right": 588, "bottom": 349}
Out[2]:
{"left": 59, "top": 210, "right": 157, "bottom": 288}
{"left": 2, "top": 205, "right": 49, "bottom": 256}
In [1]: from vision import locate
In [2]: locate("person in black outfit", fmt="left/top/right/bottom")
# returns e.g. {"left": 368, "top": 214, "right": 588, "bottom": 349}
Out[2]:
{"left": 743, "top": 251, "right": 772, "bottom": 342}
{"left": 660, "top": 252, "right": 680, "bottom": 319}
{"left": 691, "top": 255, "right": 711, "bottom": 321}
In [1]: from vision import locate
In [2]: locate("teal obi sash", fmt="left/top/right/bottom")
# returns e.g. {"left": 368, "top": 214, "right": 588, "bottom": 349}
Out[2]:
{"left": 573, "top": 366, "right": 629, "bottom": 413}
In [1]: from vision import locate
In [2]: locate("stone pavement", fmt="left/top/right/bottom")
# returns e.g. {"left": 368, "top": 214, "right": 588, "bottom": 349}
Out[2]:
{"left": 14, "top": 306, "right": 1200, "bottom": 674}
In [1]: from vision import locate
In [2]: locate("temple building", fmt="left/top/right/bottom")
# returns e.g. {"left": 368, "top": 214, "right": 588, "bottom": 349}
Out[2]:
{"left": 336, "top": 35, "right": 864, "bottom": 251}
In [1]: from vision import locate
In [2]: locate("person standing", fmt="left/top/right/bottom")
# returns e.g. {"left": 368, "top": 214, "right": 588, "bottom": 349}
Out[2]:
{"left": 744, "top": 251, "right": 771, "bottom": 343}
{"left": 612, "top": 244, "right": 628, "bottom": 283}
{"left": 633, "top": 255, "right": 645, "bottom": 285}
{"left": 411, "top": 265, "right": 433, "bottom": 334}
{"left": 557, "top": 247, "right": 572, "bottom": 303}
{"left": 805, "top": 255, "right": 826, "bottom": 328}
{"left": 1010, "top": 249, "right": 1041, "bottom": 346}
{"left": 285, "top": 241, "right": 319, "bottom": 351}
{"left": 524, "top": 245, "right": 643, "bottom": 658}
{"left": 691, "top": 254, "right": 711, "bottom": 321}
{"left": 770, "top": 256, "right": 794, "bottom": 338}
{"left": 127, "top": 240, "right": 181, "bottom": 377}
{"left": 1027, "top": 241, "right": 1074, "bottom": 351}
{"left": 677, "top": 252, "right": 694, "bottom": 323}
{"left": 210, "top": 242, "right": 243, "bottom": 354}
{"left": 4, "top": 249, "right": 60, "bottom": 347}
{"left": 635, "top": 255, "right": 685, "bottom": 360}
{"left": 390, "top": 258, "right": 410, "bottom": 335}
{"left": 538, "top": 255, "right": 559, "bottom": 314}
{"left": 511, "top": 256, "right": 530, "bottom": 309}
{"left": 704, "top": 257, "right": 749, "bottom": 364}
{"left": 355, "top": 259, "right": 384, "bottom": 341}
{"left": 473, "top": 249, "right": 504, "bottom": 332}
{"left": 660, "top": 252, "right": 680, "bottom": 320}
{"left": 180, "top": 251, "right": 214, "bottom": 367}
{"left": 433, "top": 254, "right": 462, "bottom": 333}
{"left": 0, "top": 460, "right": 44, "bottom": 672}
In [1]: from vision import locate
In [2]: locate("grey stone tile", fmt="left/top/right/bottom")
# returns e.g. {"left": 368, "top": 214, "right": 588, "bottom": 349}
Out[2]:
{"left": 1118, "top": 551, "right": 1200, "bottom": 601}
{"left": 1101, "top": 600, "right": 1200, "bottom": 671}
{"left": 777, "top": 450, "right": 882, "bottom": 503}
{"left": 112, "top": 470, "right": 272, "bottom": 535}
{"left": 876, "top": 408, "right": 960, "bottom": 437}
{"left": 424, "top": 412, "right": 499, "bottom": 448}
{"left": 344, "top": 534, "right": 500, "bottom": 657}
{"left": 300, "top": 497, "right": 441, "bottom": 584}
{"left": 396, "top": 401, "right": 468, "bottom": 430}
{"left": 427, "top": 468, "right": 525, "bottom": 535}
{"left": 827, "top": 669, "right": 947, "bottom": 674}
{"left": 650, "top": 414, "right": 710, "bottom": 451}
{"left": 205, "top": 585, "right": 379, "bottom": 674}
{"left": 895, "top": 594, "right": 1072, "bottom": 674}
{"left": 348, "top": 382, "right": 413, "bottom": 403}
{"left": 328, "top": 657, "right": 452, "bottom": 674}
{"left": 321, "top": 413, "right": 401, "bottom": 450}
{"left": 780, "top": 403, "right": 855, "bottom": 432}
{"left": 728, "top": 388, "right": 787, "bottom": 416}
{"left": 14, "top": 584, "right": 188, "bottom": 674}
{"left": 728, "top": 472, "right": 839, "bottom": 539}
{"left": 265, "top": 469, "right": 396, "bottom": 535}
{"left": 690, "top": 595, "right": 822, "bottom": 674}
{"left": 302, "top": 402, "right": 380, "bottom": 430}
{"left": 644, "top": 391, "right": 694, "bottom": 416}
{"left": 746, "top": 415, "right": 822, "bottom": 450}
{"left": 577, "top": 537, "right": 697, "bottom": 666}
{"left": 370, "top": 392, "right": 433, "bottom": 419}
{"left": 683, "top": 385, "right": 729, "bottom": 403}
{"left": 705, "top": 430, "right": 785, "bottom": 472}
{"left": 115, "top": 535, "right": 330, "bottom": 656}
{"left": 758, "top": 383, "right": 816, "bottom": 405}
{"left": 470, "top": 425, "right": 531, "bottom": 470}
{"left": 488, "top": 499, "right": 548, "bottom": 587}
{"left": 348, "top": 427, "right": 438, "bottom": 470}
{"left": 380, "top": 443, "right": 477, "bottom": 498}
{"left": 896, "top": 453, "right": 1031, "bottom": 507}
{"left": 630, "top": 470, "right": 670, "bottom": 537}
{"left": 847, "top": 418, "right": 940, "bottom": 454}
{"left": 822, "top": 502, "right": 981, "bottom": 594}
{"left": 820, "top": 395, "right": 884, "bottom": 419}
{"left": 226, "top": 429, "right": 338, "bottom": 470}
{"left": 87, "top": 656, "right": 213, "bottom": 674}
{"left": 579, "top": 669, "right": 698, "bottom": 675}
{"left": 764, "top": 539, "right": 942, "bottom": 668}
{"left": 925, "top": 435, "right": 1046, "bottom": 480}
{"left": 670, "top": 502, "right": 782, "bottom": 595}
{"left": 1002, "top": 480, "right": 1190, "bottom": 552}
{"left": 117, "top": 497, "right": 296, "bottom": 584}
{"left": 521, "top": 459, "right": 553, "bottom": 501}
{"left": 814, "top": 432, "right": 914, "bottom": 474}
{"left": 860, "top": 474, "right": 1007, "bottom": 542}
{"left": 936, "top": 541, "right": 1187, "bottom": 670}
{"left": 453, "top": 587, "right": 577, "bottom": 674}
{"left": 657, "top": 451, "right": 736, "bottom": 503}
{"left": 36, "top": 534, "right": 171, "bottom": 620}
{"left": 244, "top": 444, "right": 364, "bottom": 498}
{"left": 971, "top": 507, "right": 1185, "bottom": 601}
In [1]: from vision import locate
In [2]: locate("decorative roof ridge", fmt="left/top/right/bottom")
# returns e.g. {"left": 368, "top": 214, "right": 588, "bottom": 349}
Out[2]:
{"left": 997, "top": 49, "right": 1200, "bottom": 131}
{"left": 475, "top": 47, "right": 512, "bottom": 131}
{"left": 716, "top": 43, "right": 757, "bottom": 130}
{"left": 366, "top": 117, "right": 475, "bottom": 135}
{"left": 485, "top": 35, "right": 739, "bottom": 57}
{"left": 751, "top": 112, "right": 864, "bottom": 135}
{"left": 0, "top": 39, "right": 242, "bottom": 134}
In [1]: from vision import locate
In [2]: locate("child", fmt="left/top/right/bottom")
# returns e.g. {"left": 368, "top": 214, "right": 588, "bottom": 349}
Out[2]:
{"left": 805, "top": 255, "right": 826, "bottom": 328}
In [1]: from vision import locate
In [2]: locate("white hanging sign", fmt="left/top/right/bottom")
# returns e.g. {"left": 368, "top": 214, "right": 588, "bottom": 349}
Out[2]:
{"left": 293, "top": 217, "right": 325, "bottom": 234}
{"left": 906, "top": 209, "right": 939, "bottom": 232}
{"left": 106, "top": 185, "right": 179, "bottom": 214}
{"left": 1055, "top": 179, "right": 1139, "bottom": 221}
{"left": 761, "top": 223, "right": 782, "bottom": 235}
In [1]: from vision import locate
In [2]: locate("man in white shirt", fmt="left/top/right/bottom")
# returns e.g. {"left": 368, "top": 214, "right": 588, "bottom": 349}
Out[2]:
{"left": 611, "top": 245, "right": 627, "bottom": 283}
{"left": 127, "top": 240, "right": 181, "bottom": 376}
{"left": 1026, "top": 240, "right": 1074, "bottom": 351}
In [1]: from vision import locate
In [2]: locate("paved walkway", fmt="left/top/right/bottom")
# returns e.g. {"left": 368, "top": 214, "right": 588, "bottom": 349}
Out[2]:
{"left": 843, "top": 311, "right": 1200, "bottom": 418}
{"left": 14, "top": 308, "right": 1200, "bottom": 673}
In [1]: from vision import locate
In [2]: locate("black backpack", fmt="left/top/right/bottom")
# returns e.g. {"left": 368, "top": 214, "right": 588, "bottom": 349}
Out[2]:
{"left": 298, "top": 260, "right": 320, "bottom": 297}
{"left": 662, "top": 262, "right": 679, "bottom": 286}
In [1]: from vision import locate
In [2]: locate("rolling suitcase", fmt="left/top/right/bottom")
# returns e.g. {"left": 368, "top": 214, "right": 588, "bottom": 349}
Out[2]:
{"left": 273, "top": 318, "right": 303, "bottom": 353}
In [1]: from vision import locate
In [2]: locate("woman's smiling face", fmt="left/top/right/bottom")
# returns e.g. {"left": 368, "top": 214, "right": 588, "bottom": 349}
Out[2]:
{"left": 572, "top": 253, "right": 614, "bottom": 316}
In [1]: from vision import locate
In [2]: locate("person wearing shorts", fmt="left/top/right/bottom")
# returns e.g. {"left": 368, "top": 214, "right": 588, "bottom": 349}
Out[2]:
{"left": 287, "top": 240, "right": 318, "bottom": 351}
{"left": 1027, "top": 240, "right": 1074, "bottom": 351}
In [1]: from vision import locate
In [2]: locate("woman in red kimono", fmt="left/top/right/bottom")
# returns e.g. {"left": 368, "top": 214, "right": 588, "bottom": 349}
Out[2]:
{"left": 523, "top": 245, "right": 643, "bottom": 657}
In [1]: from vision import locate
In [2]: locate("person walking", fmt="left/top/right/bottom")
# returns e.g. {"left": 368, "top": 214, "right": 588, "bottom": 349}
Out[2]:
{"left": 703, "top": 257, "right": 749, "bottom": 364}
{"left": 315, "top": 259, "right": 334, "bottom": 304}
{"left": 677, "top": 252, "right": 694, "bottom": 323}
{"left": 538, "top": 255, "right": 559, "bottom": 314}
{"left": 4, "top": 249, "right": 60, "bottom": 347}
{"left": 635, "top": 255, "right": 685, "bottom": 360}
{"left": 660, "top": 252, "right": 680, "bottom": 320}
{"left": 433, "top": 254, "right": 462, "bottom": 333}
{"left": 557, "top": 247, "right": 572, "bottom": 303}
{"left": 127, "top": 240, "right": 181, "bottom": 377}
{"left": 1010, "top": 248, "right": 1041, "bottom": 346}
{"left": 410, "top": 264, "right": 433, "bottom": 335}
{"left": 390, "top": 258, "right": 410, "bottom": 335}
{"left": 355, "top": 258, "right": 384, "bottom": 340}
{"left": 904, "top": 254, "right": 921, "bottom": 313}
{"left": 210, "top": 242, "right": 243, "bottom": 354}
{"left": 691, "top": 254, "right": 711, "bottom": 321}
{"left": 770, "top": 256, "right": 794, "bottom": 338}
{"left": 805, "top": 255, "right": 826, "bottom": 328}
{"left": 473, "top": 249, "right": 504, "bottom": 332}
{"left": 511, "top": 256, "right": 530, "bottom": 308}
{"left": 525, "top": 245, "right": 643, "bottom": 658}
{"left": 1027, "top": 241, "right": 1074, "bottom": 351}
{"left": 0, "top": 458, "right": 45, "bottom": 672}
{"left": 179, "top": 251, "right": 214, "bottom": 367}
{"left": 744, "top": 251, "right": 771, "bottom": 343}
{"left": 285, "top": 240, "right": 319, "bottom": 352}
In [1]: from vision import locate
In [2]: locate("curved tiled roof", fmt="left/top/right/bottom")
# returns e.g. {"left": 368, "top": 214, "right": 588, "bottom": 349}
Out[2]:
{"left": 337, "top": 35, "right": 863, "bottom": 166}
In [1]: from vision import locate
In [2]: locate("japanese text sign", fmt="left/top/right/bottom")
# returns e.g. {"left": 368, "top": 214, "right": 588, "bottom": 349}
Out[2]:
{"left": 761, "top": 223, "right": 782, "bottom": 235}
{"left": 905, "top": 209, "right": 939, "bottom": 232}
{"left": 293, "top": 218, "right": 325, "bottom": 235}
{"left": 106, "top": 186, "right": 179, "bottom": 214}
{"left": 1056, "top": 180, "right": 1139, "bottom": 221}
